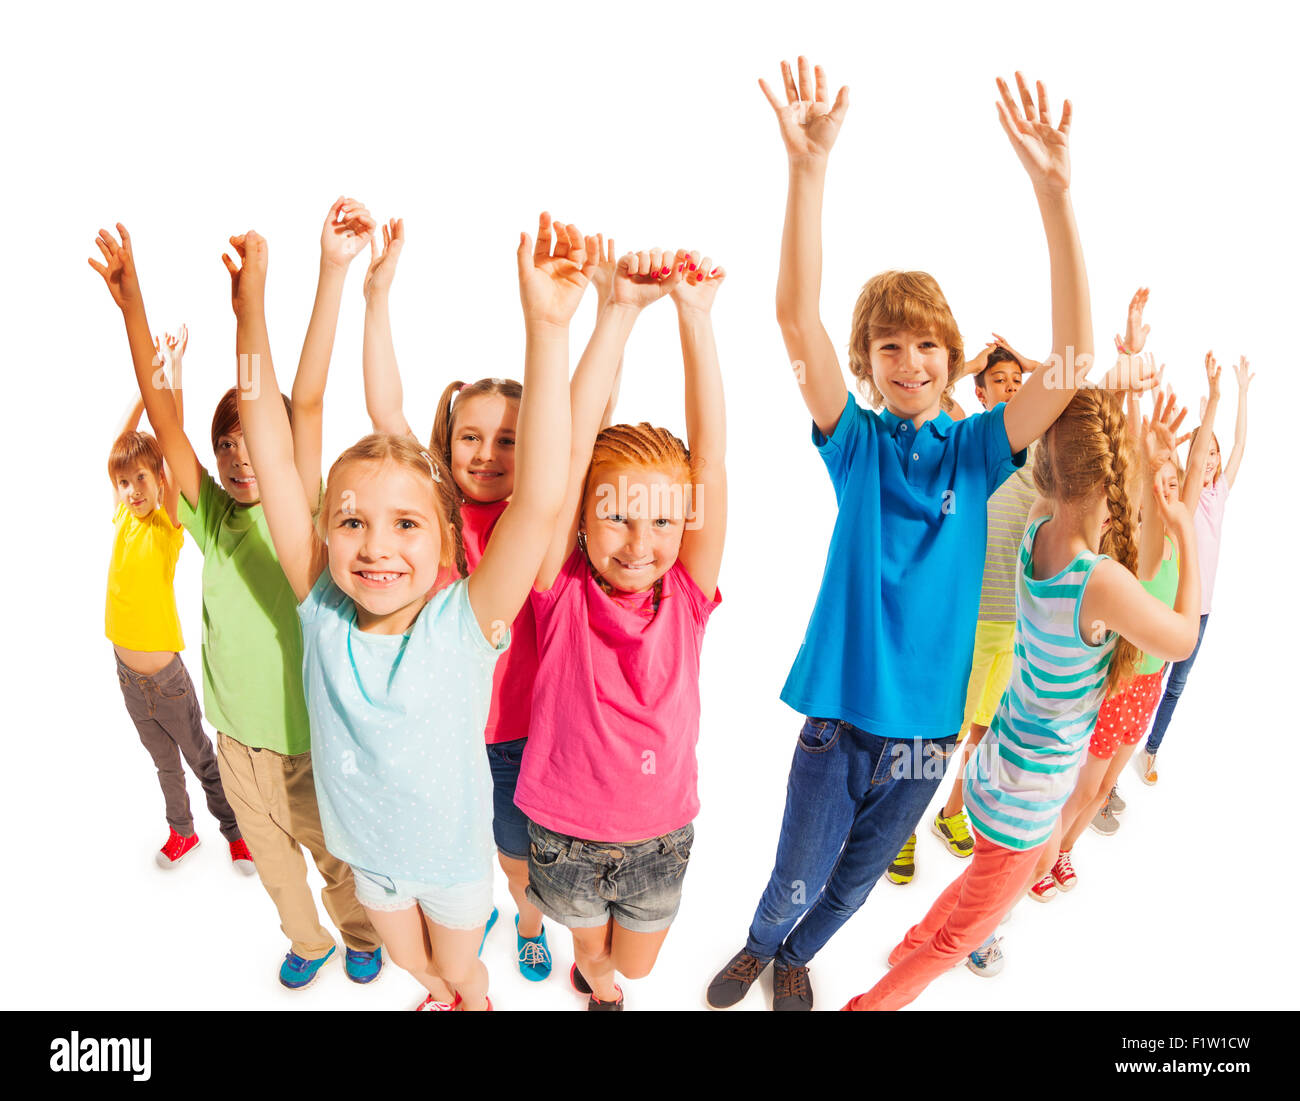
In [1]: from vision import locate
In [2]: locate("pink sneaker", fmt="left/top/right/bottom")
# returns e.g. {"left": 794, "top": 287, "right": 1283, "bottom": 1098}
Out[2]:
{"left": 1051, "top": 851, "right": 1077, "bottom": 892}
{"left": 1028, "top": 873, "right": 1057, "bottom": 902}
{"left": 416, "top": 993, "right": 456, "bottom": 1011}
{"left": 156, "top": 827, "right": 200, "bottom": 869}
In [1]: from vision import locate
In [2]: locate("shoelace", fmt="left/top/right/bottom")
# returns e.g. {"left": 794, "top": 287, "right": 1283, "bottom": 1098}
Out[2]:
{"left": 723, "top": 953, "right": 765, "bottom": 983}
{"left": 1033, "top": 874, "right": 1055, "bottom": 893}
{"left": 971, "top": 937, "right": 1003, "bottom": 965}
{"left": 1055, "top": 852, "right": 1076, "bottom": 879}
{"left": 417, "top": 994, "right": 455, "bottom": 1011}
{"left": 519, "top": 941, "right": 550, "bottom": 967}
{"left": 895, "top": 835, "right": 916, "bottom": 863}
{"left": 774, "top": 965, "right": 810, "bottom": 999}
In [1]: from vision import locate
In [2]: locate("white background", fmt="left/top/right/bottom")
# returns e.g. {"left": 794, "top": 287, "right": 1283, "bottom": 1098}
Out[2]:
{"left": 3, "top": 0, "right": 1295, "bottom": 1010}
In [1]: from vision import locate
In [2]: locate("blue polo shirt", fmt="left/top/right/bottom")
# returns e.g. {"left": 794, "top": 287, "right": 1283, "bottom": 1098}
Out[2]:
{"left": 780, "top": 391, "right": 1026, "bottom": 739}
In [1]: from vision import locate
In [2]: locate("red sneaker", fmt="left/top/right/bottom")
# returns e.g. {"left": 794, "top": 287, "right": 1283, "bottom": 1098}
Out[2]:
{"left": 229, "top": 838, "right": 257, "bottom": 876}
{"left": 1051, "top": 850, "right": 1077, "bottom": 892}
{"left": 156, "top": 827, "right": 200, "bottom": 869}
{"left": 415, "top": 993, "right": 455, "bottom": 1011}
{"left": 1028, "top": 873, "right": 1057, "bottom": 902}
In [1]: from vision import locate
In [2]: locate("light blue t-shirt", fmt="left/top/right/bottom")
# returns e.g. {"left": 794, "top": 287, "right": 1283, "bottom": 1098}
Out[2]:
{"left": 780, "top": 392, "right": 1025, "bottom": 740}
{"left": 298, "top": 572, "right": 509, "bottom": 884}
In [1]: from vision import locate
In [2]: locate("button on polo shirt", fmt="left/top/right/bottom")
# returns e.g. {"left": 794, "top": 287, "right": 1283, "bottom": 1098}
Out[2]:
{"left": 780, "top": 391, "right": 1026, "bottom": 740}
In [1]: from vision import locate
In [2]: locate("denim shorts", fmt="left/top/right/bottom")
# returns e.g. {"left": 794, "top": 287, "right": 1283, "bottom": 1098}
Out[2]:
{"left": 349, "top": 864, "right": 494, "bottom": 931}
{"left": 486, "top": 738, "right": 531, "bottom": 861}
{"left": 525, "top": 820, "right": 694, "bottom": 933}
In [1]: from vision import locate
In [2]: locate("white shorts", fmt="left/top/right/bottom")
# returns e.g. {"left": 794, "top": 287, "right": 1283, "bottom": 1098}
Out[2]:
{"left": 349, "top": 864, "right": 494, "bottom": 930}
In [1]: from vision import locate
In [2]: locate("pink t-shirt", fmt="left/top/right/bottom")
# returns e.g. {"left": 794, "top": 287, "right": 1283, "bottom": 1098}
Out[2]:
{"left": 446, "top": 497, "right": 540, "bottom": 745}
{"left": 1194, "top": 478, "right": 1229, "bottom": 615}
{"left": 516, "top": 547, "right": 721, "bottom": 841}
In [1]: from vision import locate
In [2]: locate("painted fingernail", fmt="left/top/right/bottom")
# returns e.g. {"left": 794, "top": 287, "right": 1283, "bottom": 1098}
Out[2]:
{"left": 662, "top": 267, "right": 671, "bottom": 276}
{"left": 710, "top": 267, "right": 720, "bottom": 276}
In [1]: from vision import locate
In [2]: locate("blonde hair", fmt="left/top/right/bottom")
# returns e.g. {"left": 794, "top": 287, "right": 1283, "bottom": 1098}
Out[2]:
{"left": 1033, "top": 390, "right": 1141, "bottom": 694}
{"left": 848, "top": 271, "right": 964, "bottom": 409}
{"left": 320, "top": 433, "right": 467, "bottom": 578}
{"left": 1186, "top": 426, "right": 1223, "bottom": 485}
{"left": 431, "top": 377, "right": 523, "bottom": 489}
{"left": 108, "top": 430, "right": 165, "bottom": 485}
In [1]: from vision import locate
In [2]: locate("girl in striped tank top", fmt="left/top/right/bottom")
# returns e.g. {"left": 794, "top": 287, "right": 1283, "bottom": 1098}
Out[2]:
{"left": 844, "top": 388, "right": 1202, "bottom": 1011}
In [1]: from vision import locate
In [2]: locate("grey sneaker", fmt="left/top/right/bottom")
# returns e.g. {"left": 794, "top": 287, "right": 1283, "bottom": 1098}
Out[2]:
{"left": 772, "top": 960, "right": 814, "bottom": 1011}
{"left": 706, "top": 948, "right": 770, "bottom": 1009}
{"left": 1090, "top": 799, "right": 1121, "bottom": 837}
{"left": 966, "top": 935, "right": 1005, "bottom": 977}
{"left": 1108, "top": 786, "right": 1127, "bottom": 814}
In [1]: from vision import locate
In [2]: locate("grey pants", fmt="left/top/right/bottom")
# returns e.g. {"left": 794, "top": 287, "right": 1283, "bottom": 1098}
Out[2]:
{"left": 115, "top": 653, "right": 241, "bottom": 842}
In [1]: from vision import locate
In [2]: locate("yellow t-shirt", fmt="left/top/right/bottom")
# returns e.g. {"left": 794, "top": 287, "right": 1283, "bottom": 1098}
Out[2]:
{"left": 105, "top": 502, "right": 185, "bottom": 652}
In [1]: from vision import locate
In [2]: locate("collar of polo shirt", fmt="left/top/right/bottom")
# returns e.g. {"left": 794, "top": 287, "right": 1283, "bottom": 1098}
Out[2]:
{"left": 878, "top": 406, "right": 954, "bottom": 440}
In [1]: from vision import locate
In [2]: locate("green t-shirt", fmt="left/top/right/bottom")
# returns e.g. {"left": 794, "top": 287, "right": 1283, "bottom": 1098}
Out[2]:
{"left": 1136, "top": 536, "right": 1179, "bottom": 676}
{"left": 179, "top": 470, "right": 311, "bottom": 754}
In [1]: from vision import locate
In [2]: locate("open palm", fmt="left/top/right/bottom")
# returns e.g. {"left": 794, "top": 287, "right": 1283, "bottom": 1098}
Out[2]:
{"left": 996, "top": 73, "right": 1071, "bottom": 191}
{"left": 517, "top": 213, "right": 594, "bottom": 326}
{"left": 760, "top": 57, "right": 849, "bottom": 162}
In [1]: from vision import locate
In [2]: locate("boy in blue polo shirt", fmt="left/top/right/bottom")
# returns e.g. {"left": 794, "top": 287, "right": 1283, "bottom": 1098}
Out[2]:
{"left": 706, "top": 60, "right": 1101, "bottom": 1011}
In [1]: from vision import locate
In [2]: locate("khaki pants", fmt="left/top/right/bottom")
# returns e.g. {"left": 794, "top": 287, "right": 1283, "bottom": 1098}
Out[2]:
{"left": 216, "top": 732, "right": 379, "bottom": 960}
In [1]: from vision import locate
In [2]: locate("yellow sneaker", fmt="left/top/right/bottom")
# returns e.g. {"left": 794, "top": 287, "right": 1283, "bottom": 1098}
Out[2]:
{"left": 886, "top": 834, "right": 917, "bottom": 884}
{"left": 931, "top": 809, "right": 975, "bottom": 858}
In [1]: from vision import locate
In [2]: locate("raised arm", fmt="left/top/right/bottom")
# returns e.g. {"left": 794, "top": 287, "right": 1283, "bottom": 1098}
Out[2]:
{"left": 589, "top": 235, "right": 625, "bottom": 431}
{"left": 361, "top": 218, "right": 415, "bottom": 438}
{"left": 759, "top": 57, "right": 851, "bottom": 436}
{"left": 470, "top": 216, "right": 594, "bottom": 635}
{"left": 1136, "top": 388, "right": 1187, "bottom": 581}
{"left": 535, "top": 244, "right": 683, "bottom": 589}
{"left": 672, "top": 253, "right": 727, "bottom": 600}
{"left": 224, "top": 232, "right": 323, "bottom": 601}
{"left": 995, "top": 74, "right": 1099, "bottom": 454}
{"left": 1183, "top": 351, "right": 1222, "bottom": 504}
{"left": 1224, "top": 355, "right": 1253, "bottom": 488}
{"left": 89, "top": 225, "right": 202, "bottom": 506}
{"left": 1115, "top": 287, "right": 1151, "bottom": 357}
{"left": 1081, "top": 474, "right": 1201, "bottom": 663}
{"left": 292, "top": 197, "right": 375, "bottom": 504}
{"left": 152, "top": 325, "right": 188, "bottom": 526}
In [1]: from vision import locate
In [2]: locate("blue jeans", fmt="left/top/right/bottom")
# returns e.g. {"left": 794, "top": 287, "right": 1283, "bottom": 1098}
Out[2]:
{"left": 745, "top": 717, "right": 958, "bottom": 967}
{"left": 1144, "top": 613, "right": 1210, "bottom": 755}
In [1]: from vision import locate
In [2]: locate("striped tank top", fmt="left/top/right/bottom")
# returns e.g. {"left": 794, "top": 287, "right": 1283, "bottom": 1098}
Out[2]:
{"left": 965, "top": 515, "right": 1118, "bottom": 850}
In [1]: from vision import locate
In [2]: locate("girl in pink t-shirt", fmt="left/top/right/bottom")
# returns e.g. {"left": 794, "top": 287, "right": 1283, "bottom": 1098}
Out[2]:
{"left": 519, "top": 246, "right": 727, "bottom": 1010}
{"left": 1141, "top": 351, "right": 1253, "bottom": 782}
{"left": 360, "top": 217, "right": 626, "bottom": 982}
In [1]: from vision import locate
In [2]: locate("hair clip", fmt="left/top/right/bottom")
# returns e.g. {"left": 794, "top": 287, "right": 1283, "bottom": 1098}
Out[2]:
{"left": 418, "top": 449, "right": 441, "bottom": 484}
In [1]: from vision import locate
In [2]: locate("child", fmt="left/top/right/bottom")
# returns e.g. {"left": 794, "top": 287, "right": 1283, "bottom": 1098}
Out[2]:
{"left": 1039, "top": 388, "right": 1188, "bottom": 895}
{"left": 842, "top": 386, "right": 1201, "bottom": 1011}
{"left": 516, "top": 245, "right": 727, "bottom": 1010}
{"left": 886, "top": 341, "right": 1038, "bottom": 889}
{"left": 707, "top": 61, "right": 1126, "bottom": 1012}
{"left": 107, "top": 327, "right": 249, "bottom": 872}
{"left": 229, "top": 215, "right": 583, "bottom": 1010}
{"left": 1139, "top": 350, "right": 1252, "bottom": 783}
{"left": 90, "top": 206, "right": 385, "bottom": 991}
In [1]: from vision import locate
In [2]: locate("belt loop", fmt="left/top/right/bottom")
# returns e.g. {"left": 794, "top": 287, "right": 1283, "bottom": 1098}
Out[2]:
{"left": 567, "top": 837, "right": 584, "bottom": 860}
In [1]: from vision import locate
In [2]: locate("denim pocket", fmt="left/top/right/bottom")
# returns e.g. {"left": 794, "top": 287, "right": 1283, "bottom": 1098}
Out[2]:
{"left": 925, "top": 737, "right": 960, "bottom": 762}
{"left": 663, "top": 823, "right": 695, "bottom": 866}
{"left": 155, "top": 662, "right": 191, "bottom": 700}
{"left": 797, "top": 717, "right": 841, "bottom": 754}
{"left": 528, "top": 824, "right": 567, "bottom": 868}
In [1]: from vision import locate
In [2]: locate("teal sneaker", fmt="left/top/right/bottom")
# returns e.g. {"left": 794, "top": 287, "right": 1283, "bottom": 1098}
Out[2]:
{"left": 515, "top": 915, "right": 552, "bottom": 981}
{"left": 478, "top": 907, "right": 499, "bottom": 957}
{"left": 344, "top": 947, "right": 383, "bottom": 984}
{"left": 966, "top": 935, "right": 1004, "bottom": 977}
{"left": 279, "top": 945, "right": 335, "bottom": 990}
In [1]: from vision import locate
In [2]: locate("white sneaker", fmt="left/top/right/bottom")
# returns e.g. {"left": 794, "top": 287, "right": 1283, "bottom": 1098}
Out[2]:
{"left": 966, "top": 935, "right": 1005, "bottom": 977}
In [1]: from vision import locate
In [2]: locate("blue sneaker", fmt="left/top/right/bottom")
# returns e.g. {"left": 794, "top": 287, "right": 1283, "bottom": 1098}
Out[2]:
{"left": 478, "top": 907, "right": 499, "bottom": 957}
{"left": 345, "top": 947, "right": 383, "bottom": 984}
{"left": 279, "top": 945, "right": 335, "bottom": 990}
{"left": 515, "top": 915, "right": 552, "bottom": 982}
{"left": 966, "top": 935, "right": 1005, "bottom": 978}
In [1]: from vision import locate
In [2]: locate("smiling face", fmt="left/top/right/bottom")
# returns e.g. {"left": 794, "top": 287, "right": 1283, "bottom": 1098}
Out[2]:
{"left": 449, "top": 392, "right": 517, "bottom": 504}
{"left": 114, "top": 463, "right": 163, "bottom": 518}
{"left": 1157, "top": 459, "right": 1180, "bottom": 503}
{"left": 326, "top": 458, "right": 449, "bottom": 633}
{"left": 869, "top": 328, "right": 950, "bottom": 423}
{"left": 582, "top": 465, "right": 688, "bottom": 594}
{"left": 215, "top": 429, "right": 260, "bottom": 504}
{"left": 976, "top": 362, "right": 1024, "bottom": 409}
{"left": 1203, "top": 436, "right": 1220, "bottom": 488}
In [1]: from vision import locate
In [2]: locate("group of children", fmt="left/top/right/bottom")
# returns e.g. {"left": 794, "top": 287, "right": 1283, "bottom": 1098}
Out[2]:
{"left": 94, "top": 57, "right": 1247, "bottom": 1011}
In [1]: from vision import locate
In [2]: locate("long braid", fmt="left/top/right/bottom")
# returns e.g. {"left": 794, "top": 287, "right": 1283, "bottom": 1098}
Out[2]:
{"left": 1096, "top": 392, "right": 1141, "bottom": 693}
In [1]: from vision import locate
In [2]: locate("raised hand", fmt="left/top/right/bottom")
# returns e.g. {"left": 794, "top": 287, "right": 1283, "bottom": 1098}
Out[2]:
{"left": 321, "top": 196, "right": 376, "bottom": 271}
{"left": 670, "top": 251, "right": 726, "bottom": 314}
{"left": 1233, "top": 354, "right": 1254, "bottom": 391}
{"left": 588, "top": 234, "right": 618, "bottom": 306}
{"left": 363, "top": 218, "right": 404, "bottom": 300}
{"left": 1116, "top": 287, "right": 1150, "bottom": 355}
{"left": 222, "top": 231, "right": 269, "bottom": 316}
{"left": 1150, "top": 463, "right": 1193, "bottom": 536}
{"left": 759, "top": 56, "right": 849, "bottom": 163}
{"left": 88, "top": 224, "right": 143, "bottom": 312}
{"left": 516, "top": 212, "right": 596, "bottom": 326}
{"left": 153, "top": 323, "right": 188, "bottom": 389}
{"left": 1142, "top": 388, "right": 1189, "bottom": 474}
{"left": 1204, "top": 350, "right": 1222, "bottom": 402}
{"left": 995, "top": 72, "right": 1071, "bottom": 193}
{"left": 612, "top": 248, "right": 686, "bottom": 311}
{"left": 1100, "top": 350, "right": 1162, "bottom": 394}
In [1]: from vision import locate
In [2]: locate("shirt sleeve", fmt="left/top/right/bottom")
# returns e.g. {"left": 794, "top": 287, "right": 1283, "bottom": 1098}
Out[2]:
{"left": 671, "top": 560, "right": 722, "bottom": 631}
{"left": 179, "top": 469, "right": 220, "bottom": 554}
{"left": 297, "top": 566, "right": 343, "bottom": 626}
{"left": 813, "top": 392, "right": 868, "bottom": 496}
{"left": 974, "top": 402, "right": 1027, "bottom": 497}
{"left": 448, "top": 578, "right": 511, "bottom": 661}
